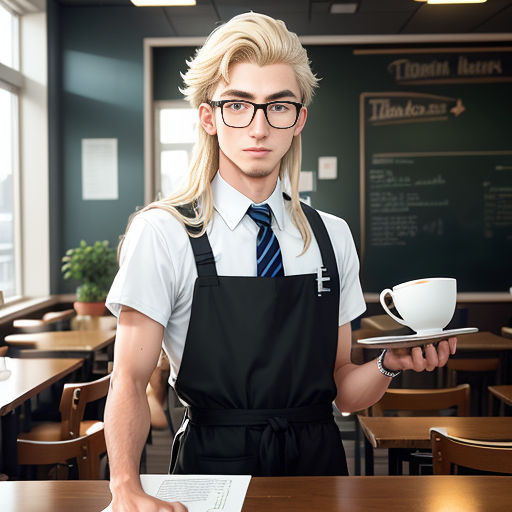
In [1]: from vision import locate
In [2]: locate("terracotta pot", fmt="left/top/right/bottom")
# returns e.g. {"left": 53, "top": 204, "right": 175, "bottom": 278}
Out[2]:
{"left": 73, "top": 301, "right": 106, "bottom": 317}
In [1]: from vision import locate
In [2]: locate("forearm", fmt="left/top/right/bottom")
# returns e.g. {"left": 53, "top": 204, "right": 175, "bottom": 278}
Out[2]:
{"left": 105, "top": 370, "right": 151, "bottom": 493}
{"left": 334, "top": 358, "right": 391, "bottom": 413}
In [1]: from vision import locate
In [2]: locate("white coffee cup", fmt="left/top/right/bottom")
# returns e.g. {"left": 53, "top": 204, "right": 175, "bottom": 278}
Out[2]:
{"left": 379, "top": 277, "right": 456, "bottom": 335}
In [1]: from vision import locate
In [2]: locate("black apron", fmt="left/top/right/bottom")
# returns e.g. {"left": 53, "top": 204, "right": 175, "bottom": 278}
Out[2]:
{"left": 169, "top": 199, "right": 348, "bottom": 476}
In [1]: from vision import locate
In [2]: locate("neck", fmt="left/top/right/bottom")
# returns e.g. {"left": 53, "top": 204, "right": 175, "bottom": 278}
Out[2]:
{"left": 218, "top": 153, "right": 280, "bottom": 204}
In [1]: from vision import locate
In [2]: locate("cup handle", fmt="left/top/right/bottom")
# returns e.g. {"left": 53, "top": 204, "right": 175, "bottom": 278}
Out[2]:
{"left": 379, "top": 288, "right": 408, "bottom": 326}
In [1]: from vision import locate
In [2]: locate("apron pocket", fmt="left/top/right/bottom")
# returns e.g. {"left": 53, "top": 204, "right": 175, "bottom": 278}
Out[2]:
{"left": 197, "top": 454, "right": 258, "bottom": 475}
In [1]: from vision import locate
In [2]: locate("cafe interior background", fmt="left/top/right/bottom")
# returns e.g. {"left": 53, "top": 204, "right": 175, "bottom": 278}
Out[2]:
{"left": 0, "top": 0, "right": 512, "bottom": 479}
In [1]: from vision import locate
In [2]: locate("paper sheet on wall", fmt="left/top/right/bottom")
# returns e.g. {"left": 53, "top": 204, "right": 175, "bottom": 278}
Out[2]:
{"left": 101, "top": 474, "right": 251, "bottom": 512}
{"left": 81, "top": 138, "right": 118, "bottom": 200}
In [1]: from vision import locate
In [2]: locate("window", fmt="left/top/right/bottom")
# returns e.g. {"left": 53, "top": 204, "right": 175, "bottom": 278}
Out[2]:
{"left": 0, "top": 2, "right": 18, "bottom": 69}
{"left": 154, "top": 101, "right": 197, "bottom": 199}
{"left": 0, "top": 2, "right": 20, "bottom": 300}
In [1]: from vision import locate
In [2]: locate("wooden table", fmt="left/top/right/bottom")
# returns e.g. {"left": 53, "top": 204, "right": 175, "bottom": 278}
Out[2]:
{"left": 2, "top": 476, "right": 512, "bottom": 512}
{"left": 4, "top": 330, "right": 116, "bottom": 377}
{"left": 0, "top": 357, "right": 84, "bottom": 475}
{"left": 488, "top": 385, "right": 512, "bottom": 415}
{"left": 457, "top": 331, "right": 512, "bottom": 351}
{"left": 358, "top": 415, "right": 512, "bottom": 475}
{"left": 4, "top": 330, "right": 116, "bottom": 352}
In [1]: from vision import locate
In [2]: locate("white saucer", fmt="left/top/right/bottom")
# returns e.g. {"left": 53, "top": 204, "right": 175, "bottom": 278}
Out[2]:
{"left": 357, "top": 327, "right": 479, "bottom": 349}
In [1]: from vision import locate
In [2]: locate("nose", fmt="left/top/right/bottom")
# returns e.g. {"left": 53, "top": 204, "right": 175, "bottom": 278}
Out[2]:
{"left": 248, "top": 107, "right": 270, "bottom": 138}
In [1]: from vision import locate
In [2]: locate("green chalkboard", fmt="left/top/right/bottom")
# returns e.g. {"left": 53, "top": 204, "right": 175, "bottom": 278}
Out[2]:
{"left": 355, "top": 47, "right": 512, "bottom": 293}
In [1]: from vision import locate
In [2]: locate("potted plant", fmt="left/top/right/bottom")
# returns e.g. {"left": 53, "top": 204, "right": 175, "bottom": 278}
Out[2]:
{"left": 61, "top": 240, "right": 118, "bottom": 316}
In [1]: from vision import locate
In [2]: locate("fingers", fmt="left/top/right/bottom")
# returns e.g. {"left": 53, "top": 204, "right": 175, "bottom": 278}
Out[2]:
{"left": 411, "top": 346, "right": 426, "bottom": 372}
{"left": 436, "top": 340, "right": 450, "bottom": 367}
{"left": 400, "top": 338, "right": 456, "bottom": 373}
{"left": 424, "top": 343, "right": 439, "bottom": 371}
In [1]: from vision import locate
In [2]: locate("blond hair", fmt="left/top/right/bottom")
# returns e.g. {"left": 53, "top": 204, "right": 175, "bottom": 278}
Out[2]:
{"left": 119, "top": 12, "right": 319, "bottom": 261}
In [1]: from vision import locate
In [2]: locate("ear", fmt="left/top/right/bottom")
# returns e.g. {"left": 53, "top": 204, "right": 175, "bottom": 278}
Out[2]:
{"left": 293, "top": 106, "right": 308, "bottom": 136}
{"left": 199, "top": 103, "right": 217, "bottom": 135}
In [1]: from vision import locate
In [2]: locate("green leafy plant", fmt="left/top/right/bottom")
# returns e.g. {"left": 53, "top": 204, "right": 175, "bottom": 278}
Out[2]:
{"left": 61, "top": 240, "right": 118, "bottom": 302}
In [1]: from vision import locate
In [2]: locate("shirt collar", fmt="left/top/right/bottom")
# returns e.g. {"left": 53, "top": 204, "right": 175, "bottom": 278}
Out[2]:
{"left": 211, "top": 171, "right": 285, "bottom": 231}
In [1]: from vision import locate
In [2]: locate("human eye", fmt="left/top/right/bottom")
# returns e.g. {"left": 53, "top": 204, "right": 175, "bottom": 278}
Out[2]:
{"left": 269, "top": 102, "right": 290, "bottom": 113}
{"left": 225, "top": 101, "right": 250, "bottom": 112}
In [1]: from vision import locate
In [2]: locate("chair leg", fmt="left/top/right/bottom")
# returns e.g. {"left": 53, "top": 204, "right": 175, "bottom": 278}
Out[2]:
{"left": 354, "top": 418, "right": 361, "bottom": 476}
{"left": 388, "top": 448, "right": 402, "bottom": 475}
{"left": 364, "top": 437, "right": 374, "bottom": 476}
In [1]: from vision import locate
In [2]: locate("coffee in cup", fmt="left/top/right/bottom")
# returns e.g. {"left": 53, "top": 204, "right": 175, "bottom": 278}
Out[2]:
{"left": 379, "top": 277, "right": 456, "bottom": 335}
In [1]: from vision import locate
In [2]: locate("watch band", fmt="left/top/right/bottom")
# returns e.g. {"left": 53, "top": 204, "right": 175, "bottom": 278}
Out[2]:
{"left": 377, "top": 349, "right": 401, "bottom": 378}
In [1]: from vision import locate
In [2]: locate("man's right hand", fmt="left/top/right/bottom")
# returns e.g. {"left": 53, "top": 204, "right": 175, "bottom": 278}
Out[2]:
{"left": 111, "top": 489, "right": 188, "bottom": 512}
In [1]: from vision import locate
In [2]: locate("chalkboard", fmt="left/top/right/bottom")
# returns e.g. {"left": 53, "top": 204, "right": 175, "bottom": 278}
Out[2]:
{"left": 356, "top": 47, "right": 512, "bottom": 293}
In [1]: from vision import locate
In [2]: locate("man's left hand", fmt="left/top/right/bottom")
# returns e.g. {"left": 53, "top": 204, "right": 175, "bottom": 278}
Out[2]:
{"left": 383, "top": 337, "right": 457, "bottom": 372}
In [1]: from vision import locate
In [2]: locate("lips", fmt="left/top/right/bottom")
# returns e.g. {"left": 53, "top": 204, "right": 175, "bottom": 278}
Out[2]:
{"left": 244, "top": 147, "right": 271, "bottom": 154}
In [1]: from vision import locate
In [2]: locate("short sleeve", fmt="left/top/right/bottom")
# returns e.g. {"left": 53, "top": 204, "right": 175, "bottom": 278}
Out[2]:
{"left": 337, "top": 222, "right": 366, "bottom": 326}
{"left": 106, "top": 214, "right": 177, "bottom": 327}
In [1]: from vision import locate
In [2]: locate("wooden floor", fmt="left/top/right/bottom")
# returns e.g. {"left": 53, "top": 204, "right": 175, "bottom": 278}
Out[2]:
{"left": 145, "top": 413, "right": 389, "bottom": 476}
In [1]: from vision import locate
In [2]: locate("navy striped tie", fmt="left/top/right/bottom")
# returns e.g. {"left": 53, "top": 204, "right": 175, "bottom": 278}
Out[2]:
{"left": 247, "top": 204, "right": 284, "bottom": 278}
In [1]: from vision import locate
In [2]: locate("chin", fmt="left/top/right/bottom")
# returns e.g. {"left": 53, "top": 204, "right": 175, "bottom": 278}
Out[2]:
{"left": 240, "top": 165, "right": 279, "bottom": 179}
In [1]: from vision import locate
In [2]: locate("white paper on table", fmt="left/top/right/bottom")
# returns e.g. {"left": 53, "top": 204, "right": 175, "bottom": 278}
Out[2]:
{"left": 101, "top": 474, "right": 251, "bottom": 512}
{"left": 82, "top": 138, "right": 118, "bottom": 200}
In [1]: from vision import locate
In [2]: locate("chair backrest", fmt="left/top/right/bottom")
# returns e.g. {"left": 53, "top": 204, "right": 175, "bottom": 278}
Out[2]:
{"left": 445, "top": 358, "right": 500, "bottom": 389}
{"left": 13, "top": 309, "right": 76, "bottom": 332}
{"left": 17, "top": 425, "right": 107, "bottom": 479}
{"left": 371, "top": 384, "right": 471, "bottom": 417}
{"left": 431, "top": 428, "right": 512, "bottom": 475}
{"left": 59, "top": 374, "right": 111, "bottom": 439}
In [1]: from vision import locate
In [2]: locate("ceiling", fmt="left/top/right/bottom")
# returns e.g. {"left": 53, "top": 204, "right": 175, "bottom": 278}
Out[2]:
{"left": 55, "top": 0, "right": 512, "bottom": 37}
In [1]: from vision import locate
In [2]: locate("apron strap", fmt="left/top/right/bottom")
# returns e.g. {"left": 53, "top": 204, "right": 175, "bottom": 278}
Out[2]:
{"left": 188, "top": 234, "right": 218, "bottom": 278}
{"left": 283, "top": 193, "right": 340, "bottom": 304}
{"left": 176, "top": 204, "right": 218, "bottom": 278}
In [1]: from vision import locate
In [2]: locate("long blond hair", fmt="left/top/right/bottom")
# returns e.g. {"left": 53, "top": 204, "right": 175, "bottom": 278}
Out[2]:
{"left": 119, "top": 12, "right": 319, "bottom": 261}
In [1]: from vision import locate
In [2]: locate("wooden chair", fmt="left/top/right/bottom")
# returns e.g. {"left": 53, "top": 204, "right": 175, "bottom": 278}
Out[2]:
{"left": 446, "top": 358, "right": 500, "bottom": 415}
{"left": 501, "top": 326, "right": 512, "bottom": 340}
{"left": 18, "top": 425, "right": 107, "bottom": 479}
{"left": 371, "top": 384, "right": 471, "bottom": 417}
{"left": 369, "top": 385, "right": 470, "bottom": 475}
{"left": 13, "top": 309, "right": 76, "bottom": 333}
{"left": 431, "top": 428, "right": 512, "bottom": 475}
{"left": 18, "top": 374, "right": 111, "bottom": 442}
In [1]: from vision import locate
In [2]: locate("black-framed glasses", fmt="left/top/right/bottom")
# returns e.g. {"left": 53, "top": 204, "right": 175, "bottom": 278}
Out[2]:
{"left": 208, "top": 99, "right": 303, "bottom": 129}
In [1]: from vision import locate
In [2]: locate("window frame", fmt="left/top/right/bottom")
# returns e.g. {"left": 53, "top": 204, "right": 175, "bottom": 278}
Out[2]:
{"left": 0, "top": 1, "right": 22, "bottom": 303}
{"left": 153, "top": 99, "right": 197, "bottom": 200}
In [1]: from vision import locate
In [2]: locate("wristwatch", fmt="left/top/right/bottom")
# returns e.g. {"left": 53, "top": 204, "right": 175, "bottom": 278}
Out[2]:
{"left": 377, "top": 349, "right": 401, "bottom": 378}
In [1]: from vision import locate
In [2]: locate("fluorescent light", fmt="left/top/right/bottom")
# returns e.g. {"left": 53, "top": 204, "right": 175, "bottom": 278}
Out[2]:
{"left": 415, "top": 0, "right": 487, "bottom": 4}
{"left": 330, "top": 2, "right": 359, "bottom": 14}
{"left": 130, "top": 0, "right": 195, "bottom": 6}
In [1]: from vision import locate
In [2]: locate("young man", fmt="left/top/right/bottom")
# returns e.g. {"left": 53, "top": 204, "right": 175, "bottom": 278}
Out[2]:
{"left": 104, "top": 12, "right": 457, "bottom": 511}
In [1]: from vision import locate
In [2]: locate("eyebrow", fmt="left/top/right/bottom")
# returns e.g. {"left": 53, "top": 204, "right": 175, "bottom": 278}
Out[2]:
{"left": 219, "top": 89, "right": 299, "bottom": 101}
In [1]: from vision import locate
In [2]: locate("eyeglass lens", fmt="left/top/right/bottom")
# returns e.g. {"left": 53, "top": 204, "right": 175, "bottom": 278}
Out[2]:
{"left": 221, "top": 101, "right": 298, "bottom": 128}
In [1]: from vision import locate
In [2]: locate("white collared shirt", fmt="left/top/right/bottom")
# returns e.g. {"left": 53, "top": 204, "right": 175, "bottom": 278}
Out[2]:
{"left": 107, "top": 172, "right": 366, "bottom": 383}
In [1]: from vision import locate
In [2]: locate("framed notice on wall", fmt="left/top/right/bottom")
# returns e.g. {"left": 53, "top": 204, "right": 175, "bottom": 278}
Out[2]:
{"left": 81, "top": 138, "right": 119, "bottom": 200}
